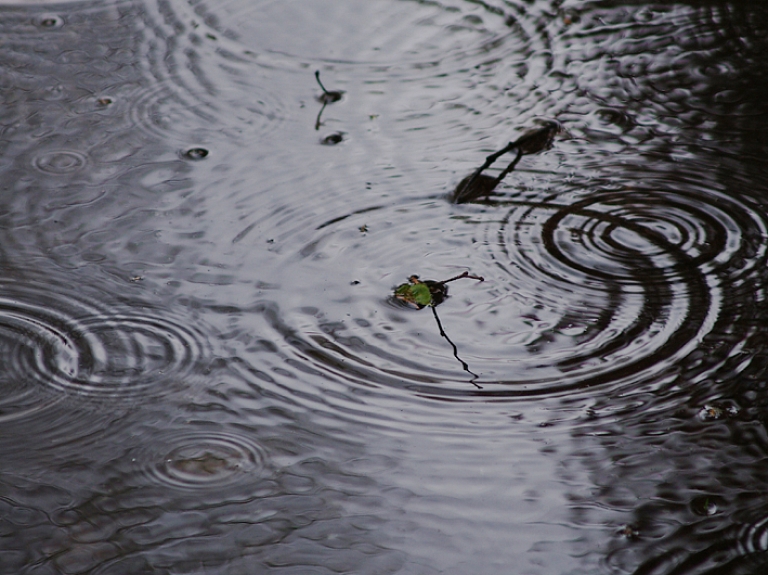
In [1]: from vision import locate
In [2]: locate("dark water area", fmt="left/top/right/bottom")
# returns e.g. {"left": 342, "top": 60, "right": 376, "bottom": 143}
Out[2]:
{"left": 2, "top": 0, "right": 768, "bottom": 573}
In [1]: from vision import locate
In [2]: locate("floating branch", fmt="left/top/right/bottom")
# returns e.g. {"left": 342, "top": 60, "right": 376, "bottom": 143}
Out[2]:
{"left": 431, "top": 305, "right": 482, "bottom": 389}
{"left": 452, "top": 120, "right": 560, "bottom": 204}
{"left": 393, "top": 271, "right": 485, "bottom": 388}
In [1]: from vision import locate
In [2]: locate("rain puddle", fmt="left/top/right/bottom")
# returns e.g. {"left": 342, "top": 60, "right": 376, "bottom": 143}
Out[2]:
{"left": 1, "top": 0, "right": 768, "bottom": 573}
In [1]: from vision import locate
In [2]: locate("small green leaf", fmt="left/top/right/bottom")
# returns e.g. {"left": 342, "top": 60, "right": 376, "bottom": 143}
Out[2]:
{"left": 394, "top": 281, "right": 432, "bottom": 308}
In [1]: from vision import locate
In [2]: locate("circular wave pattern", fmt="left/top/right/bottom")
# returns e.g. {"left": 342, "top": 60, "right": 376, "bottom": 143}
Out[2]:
{"left": 217, "top": 0, "right": 537, "bottom": 67}
{"left": 139, "top": 430, "right": 268, "bottom": 490}
{"left": 0, "top": 281, "right": 210, "bottom": 400}
{"left": 557, "top": 2, "right": 768, "bottom": 137}
{"left": 32, "top": 150, "right": 88, "bottom": 175}
{"left": 213, "top": 0, "right": 568, "bottom": 136}
{"left": 0, "top": 0, "right": 285, "bottom": 156}
{"left": 0, "top": 372, "right": 63, "bottom": 425}
{"left": 249, "top": 178, "right": 768, "bottom": 403}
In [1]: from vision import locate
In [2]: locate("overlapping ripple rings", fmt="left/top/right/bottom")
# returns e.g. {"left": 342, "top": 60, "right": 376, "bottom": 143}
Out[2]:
{"left": 256, "top": 161, "right": 768, "bottom": 404}
{"left": 0, "top": 0, "right": 283, "bottom": 167}
{"left": 0, "top": 275, "right": 210, "bottom": 402}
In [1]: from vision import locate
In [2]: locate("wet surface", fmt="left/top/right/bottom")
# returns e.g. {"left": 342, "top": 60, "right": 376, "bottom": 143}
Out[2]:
{"left": 1, "top": 0, "right": 768, "bottom": 573}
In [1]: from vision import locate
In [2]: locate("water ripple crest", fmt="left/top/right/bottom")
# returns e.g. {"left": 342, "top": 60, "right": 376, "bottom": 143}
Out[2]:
{"left": 0, "top": 276, "right": 210, "bottom": 402}
{"left": 244, "top": 168, "right": 768, "bottom": 407}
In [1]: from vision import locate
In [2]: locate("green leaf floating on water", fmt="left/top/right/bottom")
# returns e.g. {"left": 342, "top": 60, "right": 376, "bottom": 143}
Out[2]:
{"left": 394, "top": 279, "right": 433, "bottom": 308}
{"left": 393, "top": 272, "right": 484, "bottom": 309}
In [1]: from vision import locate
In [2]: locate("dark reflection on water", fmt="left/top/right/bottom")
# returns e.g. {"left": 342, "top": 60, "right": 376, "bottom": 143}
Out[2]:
{"left": 2, "top": 0, "right": 768, "bottom": 573}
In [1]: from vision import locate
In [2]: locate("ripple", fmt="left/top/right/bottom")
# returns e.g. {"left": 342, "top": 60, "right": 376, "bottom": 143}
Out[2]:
{"left": 213, "top": 0, "right": 565, "bottom": 145}
{"left": 0, "top": 372, "right": 63, "bottom": 425}
{"left": 231, "top": 161, "right": 768, "bottom": 406}
{"left": 137, "top": 430, "right": 268, "bottom": 490}
{"left": 32, "top": 150, "right": 87, "bottom": 174}
{"left": 0, "top": 0, "right": 285, "bottom": 149}
{"left": 0, "top": 277, "right": 210, "bottom": 400}
{"left": 217, "top": 0, "right": 540, "bottom": 69}
{"left": 557, "top": 2, "right": 768, "bottom": 136}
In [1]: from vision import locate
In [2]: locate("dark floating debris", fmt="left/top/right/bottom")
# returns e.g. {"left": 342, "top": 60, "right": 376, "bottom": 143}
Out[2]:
{"left": 451, "top": 119, "right": 560, "bottom": 204}
{"left": 315, "top": 70, "right": 344, "bottom": 130}
{"left": 96, "top": 97, "right": 113, "bottom": 106}
{"left": 393, "top": 271, "right": 485, "bottom": 389}
{"left": 697, "top": 401, "right": 740, "bottom": 421}
{"left": 39, "top": 15, "right": 62, "bottom": 28}
{"left": 453, "top": 174, "right": 499, "bottom": 204}
{"left": 618, "top": 525, "right": 640, "bottom": 540}
{"left": 321, "top": 132, "right": 344, "bottom": 145}
{"left": 182, "top": 147, "right": 209, "bottom": 161}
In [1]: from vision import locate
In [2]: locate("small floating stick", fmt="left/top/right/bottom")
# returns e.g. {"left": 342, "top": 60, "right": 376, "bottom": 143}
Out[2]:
{"left": 431, "top": 305, "right": 482, "bottom": 389}
{"left": 314, "top": 70, "right": 344, "bottom": 130}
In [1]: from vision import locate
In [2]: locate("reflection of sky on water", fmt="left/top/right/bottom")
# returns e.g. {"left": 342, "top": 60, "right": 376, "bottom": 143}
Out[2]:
{"left": 1, "top": 0, "right": 768, "bottom": 573}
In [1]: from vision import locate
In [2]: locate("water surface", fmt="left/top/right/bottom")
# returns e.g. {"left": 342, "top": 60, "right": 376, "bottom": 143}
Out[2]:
{"left": 1, "top": 0, "right": 768, "bottom": 573}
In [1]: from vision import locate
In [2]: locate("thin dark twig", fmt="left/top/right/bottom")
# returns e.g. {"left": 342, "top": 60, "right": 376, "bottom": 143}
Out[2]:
{"left": 315, "top": 70, "right": 330, "bottom": 94}
{"left": 314, "top": 71, "right": 342, "bottom": 129}
{"left": 439, "top": 271, "right": 485, "bottom": 285}
{"left": 431, "top": 305, "right": 482, "bottom": 389}
{"left": 315, "top": 100, "right": 327, "bottom": 130}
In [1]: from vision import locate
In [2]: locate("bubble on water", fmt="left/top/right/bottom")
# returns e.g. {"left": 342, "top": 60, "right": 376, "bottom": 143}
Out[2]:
{"left": 182, "top": 147, "right": 210, "bottom": 160}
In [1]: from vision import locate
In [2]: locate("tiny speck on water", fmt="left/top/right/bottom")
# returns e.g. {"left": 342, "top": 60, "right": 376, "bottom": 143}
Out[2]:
{"left": 691, "top": 495, "right": 722, "bottom": 516}
{"left": 97, "top": 97, "right": 113, "bottom": 106}
{"left": 39, "top": 16, "right": 61, "bottom": 28}
{"left": 183, "top": 148, "right": 209, "bottom": 160}
{"left": 618, "top": 525, "right": 639, "bottom": 539}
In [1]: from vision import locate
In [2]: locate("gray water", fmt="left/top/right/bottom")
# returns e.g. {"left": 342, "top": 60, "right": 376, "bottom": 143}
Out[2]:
{"left": 2, "top": 1, "right": 768, "bottom": 573}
